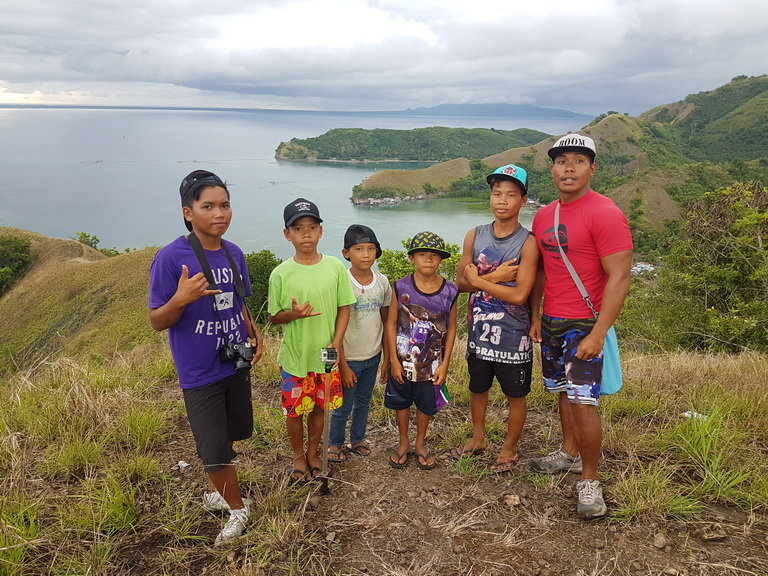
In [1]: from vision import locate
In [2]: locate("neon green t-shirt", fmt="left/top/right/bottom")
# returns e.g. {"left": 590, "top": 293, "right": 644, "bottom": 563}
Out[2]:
{"left": 268, "top": 255, "right": 356, "bottom": 377}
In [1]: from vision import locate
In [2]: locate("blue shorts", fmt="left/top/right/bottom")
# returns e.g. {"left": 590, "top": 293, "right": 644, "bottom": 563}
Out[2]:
{"left": 384, "top": 376, "right": 446, "bottom": 416}
{"left": 540, "top": 315, "right": 602, "bottom": 406}
{"left": 182, "top": 372, "right": 253, "bottom": 472}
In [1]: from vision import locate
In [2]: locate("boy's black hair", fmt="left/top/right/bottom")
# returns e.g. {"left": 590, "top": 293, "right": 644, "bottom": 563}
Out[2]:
{"left": 179, "top": 170, "right": 229, "bottom": 231}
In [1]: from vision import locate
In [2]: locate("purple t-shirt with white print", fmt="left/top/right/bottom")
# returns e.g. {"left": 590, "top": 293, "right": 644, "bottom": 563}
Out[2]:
{"left": 148, "top": 236, "right": 252, "bottom": 389}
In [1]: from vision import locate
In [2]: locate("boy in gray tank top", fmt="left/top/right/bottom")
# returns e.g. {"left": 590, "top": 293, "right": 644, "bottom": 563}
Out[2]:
{"left": 454, "top": 164, "right": 539, "bottom": 473}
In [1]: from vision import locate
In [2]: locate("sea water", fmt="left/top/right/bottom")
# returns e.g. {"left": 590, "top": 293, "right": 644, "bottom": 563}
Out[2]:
{"left": 0, "top": 107, "right": 586, "bottom": 259}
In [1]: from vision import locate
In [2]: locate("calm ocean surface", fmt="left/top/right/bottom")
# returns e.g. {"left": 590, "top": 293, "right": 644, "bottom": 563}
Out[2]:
{"left": 0, "top": 108, "right": 587, "bottom": 260}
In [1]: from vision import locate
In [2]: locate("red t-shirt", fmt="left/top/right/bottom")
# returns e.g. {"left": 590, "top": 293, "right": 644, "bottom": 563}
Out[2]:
{"left": 532, "top": 190, "right": 633, "bottom": 319}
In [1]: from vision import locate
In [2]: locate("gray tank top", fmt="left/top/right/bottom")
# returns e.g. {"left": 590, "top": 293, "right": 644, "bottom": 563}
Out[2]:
{"left": 467, "top": 223, "right": 532, "bottom": 364}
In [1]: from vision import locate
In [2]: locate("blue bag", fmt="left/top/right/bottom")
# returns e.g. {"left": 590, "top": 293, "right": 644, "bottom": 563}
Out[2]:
{"left": 600, "top": 326, "right": 623, "bottom": 395}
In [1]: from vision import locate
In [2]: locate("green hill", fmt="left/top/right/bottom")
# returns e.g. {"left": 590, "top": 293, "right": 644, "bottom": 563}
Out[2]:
{"left": 641, "top": 74, "right": 768, "bottom": 162}
{"left": 275, "top": 126, "right": 550, "bottom": 162}
{"left": 0, "top": 228, "right": 160, "bottom": 373}
{"left": 353, "top": 75, "right": 768, "bottom": 251}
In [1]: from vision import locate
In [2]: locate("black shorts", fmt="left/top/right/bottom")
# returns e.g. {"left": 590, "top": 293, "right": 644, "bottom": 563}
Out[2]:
{"left": 182, "top": 372, "right": 253, "bottom": 473}
{"left": 467, "top": 354, "right": 532, "bottom": 398}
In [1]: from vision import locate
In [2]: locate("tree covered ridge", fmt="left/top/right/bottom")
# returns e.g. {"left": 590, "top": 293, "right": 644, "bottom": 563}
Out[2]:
{"left": 275, "top": 126, "right": 550, "bottom": 162}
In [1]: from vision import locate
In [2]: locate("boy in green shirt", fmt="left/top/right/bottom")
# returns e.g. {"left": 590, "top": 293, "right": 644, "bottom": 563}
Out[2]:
{"left": 268, "top": 198, "right": 356, "bottom": 482}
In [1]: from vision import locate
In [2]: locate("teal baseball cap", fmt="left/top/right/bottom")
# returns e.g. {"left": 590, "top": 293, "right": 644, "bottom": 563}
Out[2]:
{"left": 486, "top": 164, "right": 528, "bottom": 193}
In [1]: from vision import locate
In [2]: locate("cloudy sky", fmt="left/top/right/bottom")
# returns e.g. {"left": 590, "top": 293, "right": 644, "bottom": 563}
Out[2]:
{"left": 1, "top": 0, "right": 766, "bottom": 116}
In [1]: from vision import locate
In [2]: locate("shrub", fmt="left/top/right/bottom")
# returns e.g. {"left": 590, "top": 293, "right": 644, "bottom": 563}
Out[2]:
{"left": 245, "top": 250, "right": 283, "bottom": 324}
{"left": 0, "top": 234, "right": 33, "bottom": 295}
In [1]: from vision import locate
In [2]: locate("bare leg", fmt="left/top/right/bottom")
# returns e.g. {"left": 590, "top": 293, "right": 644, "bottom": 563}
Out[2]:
{"left": 306, "top": 405, "right": 324, "bottom": 471}
{"left": 286, "top": 415, "right": 308, "bottom": 476}
{"left": 569, "top": 403, "right": 602, "bottom": 480}
{"left": 414, "top": 409, "right": 434, "bottom": 467}
{"left": 558, "top": 392, "right": 579, "bottom": 458}
{"left": 497, "top": 396, "right": 527, "bottom": 462}
{"left": 391, "top": 408, "right": 411, "bottom": 465}
{"left": 207, "top": 465, "right": 244, "bottom": 510}
{"left": 462, "top": 391, "right": 489, "bottom": 451}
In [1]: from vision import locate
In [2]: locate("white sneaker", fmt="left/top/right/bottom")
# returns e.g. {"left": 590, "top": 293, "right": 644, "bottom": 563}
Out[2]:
{"left": 202, "top": 491, "right": 253, "bottom": 512}
{"left": 214, "top": 507, "right": 250, "bottom": 546}
{"left": 576, "top": 479, "right": 608, "bottom": 519}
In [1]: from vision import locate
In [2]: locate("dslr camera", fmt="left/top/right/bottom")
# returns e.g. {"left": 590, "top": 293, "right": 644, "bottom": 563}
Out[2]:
{"left": 219, "top": 341, "right": 254, "bottom": 372}
{"left": 320, "top": 346, "right": 338, "bottom": 365}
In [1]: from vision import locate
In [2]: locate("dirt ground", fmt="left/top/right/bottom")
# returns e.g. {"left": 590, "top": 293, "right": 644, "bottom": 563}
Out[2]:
{"left": 152, "top": 385, "right": 767, "bottom": 576}
{"left": 299, "top": 405, "right": 768, "bottom": 576}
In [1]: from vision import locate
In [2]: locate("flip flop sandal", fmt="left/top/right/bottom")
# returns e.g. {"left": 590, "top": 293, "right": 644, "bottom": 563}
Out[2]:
{"left": 327, "top": 447, "right": 347, "bottom": 463}
{"left": 349, "top": 443, "right": 372, "bottom": 457}
{"left": 450, "top": 445, "right": 486, "bottom": 460}
{"left": 289, "top": 469, "right": 308, "bottom": 485}
{"left": 415, "top": 452, "right": 436, "bottom": 470}
{"left": 491, "top": 456, "right": 520, "bottom": 474}
{"left": 308, "top": 467, "right": 323, "bottom": 482}
{"left": 388, "top": 448, "right": 411, "bottom": 469}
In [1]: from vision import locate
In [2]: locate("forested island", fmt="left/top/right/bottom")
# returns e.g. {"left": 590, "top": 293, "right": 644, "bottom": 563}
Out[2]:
{"left": 274, "top": 126, "right": 550, "bottom": 162}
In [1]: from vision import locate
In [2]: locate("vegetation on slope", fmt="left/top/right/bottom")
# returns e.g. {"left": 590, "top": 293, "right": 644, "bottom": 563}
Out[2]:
{"left": 1, "top": 177, "right": 766, "bottom": 571}
{"left": 276, "top": 126, "right": 550, "bottom": 162}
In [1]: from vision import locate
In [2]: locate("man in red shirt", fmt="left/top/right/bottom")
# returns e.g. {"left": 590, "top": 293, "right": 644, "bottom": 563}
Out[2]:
{"left": 529, "top": 134, "right": 633, "bottom": 519}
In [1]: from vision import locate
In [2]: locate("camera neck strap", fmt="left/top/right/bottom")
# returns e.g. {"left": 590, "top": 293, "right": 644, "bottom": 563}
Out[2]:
{"left": 186, "top": 233, "right": 257, "bottom": 340}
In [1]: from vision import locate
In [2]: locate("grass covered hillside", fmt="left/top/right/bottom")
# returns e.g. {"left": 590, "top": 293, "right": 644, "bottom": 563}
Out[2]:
{"left": 275, "top": 126, "right": 550, "bottom": 162}
{"left": 0, "top": 227, "right": 160, "bottom": 373}
{"left": 642, "top": 74, "right": 768, "bottom": 162}
{"left": 1, "top": 226, "right": 766, "bottom": 575}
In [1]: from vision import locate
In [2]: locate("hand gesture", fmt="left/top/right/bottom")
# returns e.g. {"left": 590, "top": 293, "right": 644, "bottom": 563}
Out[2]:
{"left": 291, "top": 297, "right": 322, "bottom": 319}
{"left": 177, "top": 265, "right": 220, "bottom": 304}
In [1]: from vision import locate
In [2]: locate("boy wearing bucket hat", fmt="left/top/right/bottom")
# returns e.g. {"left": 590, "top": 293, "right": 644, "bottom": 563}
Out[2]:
{"left": 529, "top": 134, "right": 633, "bottom": 519}
{"left": 385, "top": 231, "right": 458, "bottom": 470}
{"left": 453, "top": 163, "right": 539, "bottom": 474}
{"left": 149, "top": 170, "right": 262, "bottom": 546}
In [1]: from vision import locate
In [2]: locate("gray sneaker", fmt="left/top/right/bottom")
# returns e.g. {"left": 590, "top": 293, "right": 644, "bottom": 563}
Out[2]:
{"left": 214, "top": 508, "right": 250, "bottom": 546}
{"left": 529, "top": 448, "right": 583, "bottom": 474}
{"left": 576, "top": 479, "right": 608, "bottom": 519}
{"left": 202, "top": 491, "right": 253, "bottom": 512}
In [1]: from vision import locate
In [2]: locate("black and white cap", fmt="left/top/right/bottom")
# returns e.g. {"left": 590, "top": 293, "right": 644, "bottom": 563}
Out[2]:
{"left": 547, "top": 134, "right": 596, "bottom": 161}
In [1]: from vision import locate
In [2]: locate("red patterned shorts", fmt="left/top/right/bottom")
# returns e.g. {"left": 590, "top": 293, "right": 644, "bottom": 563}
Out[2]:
{"left": 280, "top": 367, "right": 343, "bottom": 417}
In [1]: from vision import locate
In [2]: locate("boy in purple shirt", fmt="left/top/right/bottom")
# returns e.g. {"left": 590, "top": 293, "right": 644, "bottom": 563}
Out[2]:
{"left": 148, "top": 170, "right": 262, "bottom": 546}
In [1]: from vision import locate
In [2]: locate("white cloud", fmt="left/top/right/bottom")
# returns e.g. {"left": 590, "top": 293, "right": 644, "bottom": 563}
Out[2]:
{"left": 0, "top": 0, "right": 765, "bottom": 114}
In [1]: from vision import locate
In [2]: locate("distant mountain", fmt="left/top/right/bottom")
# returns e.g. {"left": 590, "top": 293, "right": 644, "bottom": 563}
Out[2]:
{"left": 394, "top": 103, "right": 593, "bottom": 119}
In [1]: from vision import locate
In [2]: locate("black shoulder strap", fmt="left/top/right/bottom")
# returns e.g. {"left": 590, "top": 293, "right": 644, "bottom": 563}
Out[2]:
{"left": 187, "top": 233, "right": 217, "bottom": 290}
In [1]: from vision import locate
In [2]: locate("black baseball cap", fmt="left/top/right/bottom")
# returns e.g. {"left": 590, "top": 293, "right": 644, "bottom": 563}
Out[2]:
{"left": 283, "top": 197, "right": 323, "bottom": 228}
{"left": 179, "top": 170, "right": 227, "bottom": 231}
{"left": 343, "top": 224, "right": 382, "bottom": 259}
